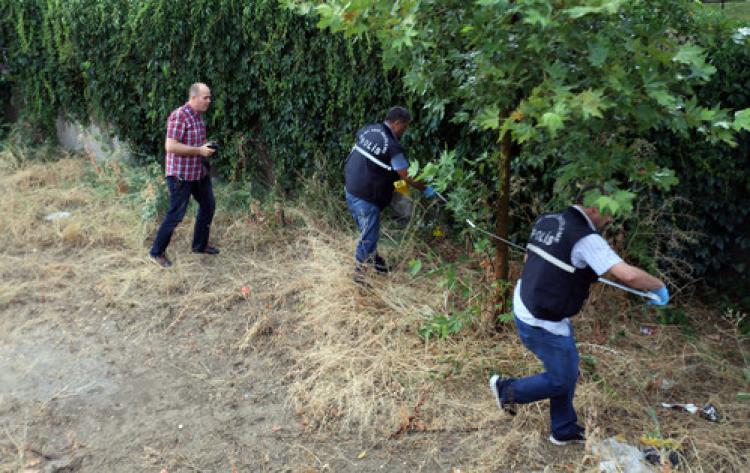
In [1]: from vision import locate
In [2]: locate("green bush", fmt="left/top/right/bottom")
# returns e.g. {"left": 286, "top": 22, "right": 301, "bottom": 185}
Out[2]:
{"left": 648, "top": 13, "right": 750, "bottom": 305}
{"left": 1, "top": 0, "right": 748, "bottom": 306}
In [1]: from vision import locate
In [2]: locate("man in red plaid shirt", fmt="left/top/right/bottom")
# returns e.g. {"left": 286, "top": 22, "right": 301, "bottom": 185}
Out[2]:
{"left": 149, "top": 82, "right": 218, "bottom": 267}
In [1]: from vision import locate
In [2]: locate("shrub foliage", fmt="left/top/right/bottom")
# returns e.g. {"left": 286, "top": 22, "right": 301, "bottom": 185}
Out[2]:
{"left": 0, "top": 0, "right": 748, "bottom": 302}
{"left": 0, "top": 0, "right": 422, "bottom": 189}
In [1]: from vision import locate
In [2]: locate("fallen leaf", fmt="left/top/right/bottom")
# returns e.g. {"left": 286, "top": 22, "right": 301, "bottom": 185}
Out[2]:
{"left": 271, "top": 425, "right": 282, "bottom": 432}
{"left": 357, "top": 450, "right": 367, "bottom": 460}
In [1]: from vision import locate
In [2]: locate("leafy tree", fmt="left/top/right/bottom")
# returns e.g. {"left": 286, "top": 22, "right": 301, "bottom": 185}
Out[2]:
{"left": 287, "top": 0, "right": 750, "bottom": 311}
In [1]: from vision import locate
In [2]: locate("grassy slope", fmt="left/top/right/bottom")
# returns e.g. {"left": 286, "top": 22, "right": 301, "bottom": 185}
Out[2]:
{"left": 0, "top": 150, "right": 748, "bottom": 472}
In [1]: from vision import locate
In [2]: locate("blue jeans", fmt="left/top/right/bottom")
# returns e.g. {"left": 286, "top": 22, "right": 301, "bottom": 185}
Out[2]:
{"left": 505, "top": 315, "right": 580, "bottom": 438}
{"left": 150, "top": 175, "right": 215, "bottom": 256}
{"left": 345, "top": 190, "right": 381, "bottom": 264}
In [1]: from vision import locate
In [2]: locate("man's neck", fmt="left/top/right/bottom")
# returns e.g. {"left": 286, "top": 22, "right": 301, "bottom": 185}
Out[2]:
{"left": 572, "top": 205, "right": 597, "bottom": 231}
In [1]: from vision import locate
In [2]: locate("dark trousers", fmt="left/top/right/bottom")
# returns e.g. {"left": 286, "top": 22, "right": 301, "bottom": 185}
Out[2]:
{"left": 507, "top": 315, "right": 580, "bottom": 438}
{"left": 149, "top": 175, "right": 215, "bottom": 257}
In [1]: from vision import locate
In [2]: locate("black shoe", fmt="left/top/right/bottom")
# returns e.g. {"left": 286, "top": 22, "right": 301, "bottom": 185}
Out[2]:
{"left": 549, "top": 431, "right": 586, "bottom": 446}
{"left": 489, "top": 374, "right": 516, "bottom": 416}
{"left": 150, "top": 254, "right": 173, "bottom": 268}
{"left": 193, "top": 246, "right": 220, "bottom": 255}
{"left": 373, "top": 255, "right": 389, "bottom": 274}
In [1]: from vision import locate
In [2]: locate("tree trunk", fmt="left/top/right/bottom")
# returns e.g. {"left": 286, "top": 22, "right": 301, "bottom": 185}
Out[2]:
{"left": 493, "top": 128, "right": 513, "bottom": 315}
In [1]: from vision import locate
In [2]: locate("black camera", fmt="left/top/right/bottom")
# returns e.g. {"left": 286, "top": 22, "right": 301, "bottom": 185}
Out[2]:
{"left": 207, "top": 141, "right": 220, "bottom": 151}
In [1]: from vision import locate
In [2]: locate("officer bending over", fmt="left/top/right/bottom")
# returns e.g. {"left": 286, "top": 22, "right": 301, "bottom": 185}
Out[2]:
{"left": 344, "top": 106, "right": 435, "bottom": 282}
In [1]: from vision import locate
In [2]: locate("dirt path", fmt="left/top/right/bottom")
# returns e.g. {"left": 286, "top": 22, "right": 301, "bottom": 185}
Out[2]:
{"left": 1, "top": 291, "right": 296, "bottom": 471}
{"left": 0, "top": 249, "right": 477, "bottom": 473}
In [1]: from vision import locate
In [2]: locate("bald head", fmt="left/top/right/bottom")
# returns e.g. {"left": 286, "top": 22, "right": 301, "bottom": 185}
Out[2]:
{"left": 189, "top": 82, "right": 209, "bottom": 97}
{"left": 188, "top": 82, "right": 211, "bottom": 113}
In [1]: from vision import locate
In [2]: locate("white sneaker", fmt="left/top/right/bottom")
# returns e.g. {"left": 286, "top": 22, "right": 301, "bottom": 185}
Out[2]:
{"left": 549, "top": 432, "right": 585, "bottom": 446}
{"left": 489, "top": 374, "right": 516, "bottom": 416}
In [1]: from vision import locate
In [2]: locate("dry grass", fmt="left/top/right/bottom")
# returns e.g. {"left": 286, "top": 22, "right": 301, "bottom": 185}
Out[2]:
{"left": 1, "top": 150, "right": 748, "bottom": 472}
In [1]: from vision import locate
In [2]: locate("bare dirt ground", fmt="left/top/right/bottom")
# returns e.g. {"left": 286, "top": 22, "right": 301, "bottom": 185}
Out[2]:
{"left": 0, "top": 216, "right": 443, "bottom": 471}
{"left": 1, "top": 156, "right": 748, "bottom": 472}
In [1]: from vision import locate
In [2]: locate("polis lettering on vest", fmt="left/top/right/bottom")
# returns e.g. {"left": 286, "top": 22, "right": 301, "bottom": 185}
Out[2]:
{"left": 530, "top": 214, "right": 566, "bottom": 246}
{"left": 358, "top": 128, "right": 389, "bottom": 156}
{"left": 531, "top": 229, "right": 557, "bottom": 246}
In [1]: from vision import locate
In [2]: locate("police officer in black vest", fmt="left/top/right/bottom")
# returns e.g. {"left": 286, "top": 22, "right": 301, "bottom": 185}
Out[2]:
{"left": 344, "top": 106, "right": 435, "bottom": 281}
{"left": 489, "top": 188, "right": 669, "bottom": 446}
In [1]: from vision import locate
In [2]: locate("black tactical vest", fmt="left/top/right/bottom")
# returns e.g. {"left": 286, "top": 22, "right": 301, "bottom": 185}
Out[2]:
{"left": 344, "top": 123, "right": 403, "bottom": 209}
{"left": 520, "top": 206, "right": 599, "bottom": 321}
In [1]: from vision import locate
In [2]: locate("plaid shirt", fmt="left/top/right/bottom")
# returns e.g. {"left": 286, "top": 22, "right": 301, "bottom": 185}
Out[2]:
{"left": 164, "top": 103, "right": 206, "bottom": 181}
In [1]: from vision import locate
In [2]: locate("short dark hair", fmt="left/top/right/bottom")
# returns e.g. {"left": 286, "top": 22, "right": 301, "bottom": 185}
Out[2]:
{"left": 575, "top": 184, "right": 606, "bottom": 206}
{"left": 385, "top": 106, "right": 412, "bottom": 124}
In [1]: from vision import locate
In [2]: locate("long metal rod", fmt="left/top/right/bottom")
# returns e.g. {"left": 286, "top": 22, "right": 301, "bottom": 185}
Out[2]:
{"left": 596, "top": 278, "right": 660, "bottom": 301}
{"left": 432, "top": 191, "right": 659, "bottom": 301}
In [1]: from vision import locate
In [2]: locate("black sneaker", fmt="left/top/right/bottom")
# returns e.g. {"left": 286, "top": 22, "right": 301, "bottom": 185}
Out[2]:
{"left": 549, "top": 431, "right": 586, "bottom": 446}
{"left": 489, "top": 374, "right": 516, "bottom": 416}
{"left": 150, "top": 254, "right": 173, "bottom": 268}
{"left": 373, "top": 254, "right": 389, "bottom": 274}
{"left": 192, "top": 246, "right": 220, "bottom": 255}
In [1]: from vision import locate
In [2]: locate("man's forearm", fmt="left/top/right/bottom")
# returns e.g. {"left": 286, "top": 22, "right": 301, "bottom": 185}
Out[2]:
{"left": 608, "top": 262, "right": 664, "bottom": 290}
{"left": 165, "top": 138, "right": 202, "bottom": 156}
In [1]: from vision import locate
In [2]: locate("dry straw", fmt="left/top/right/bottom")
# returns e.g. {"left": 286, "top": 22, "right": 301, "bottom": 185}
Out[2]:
{"left": 0, "top": 151, "right": 747, "bottom": 472}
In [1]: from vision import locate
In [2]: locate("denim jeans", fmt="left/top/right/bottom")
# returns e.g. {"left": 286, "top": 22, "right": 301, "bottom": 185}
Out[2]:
{"left": 150, "top": 175, "right": 215, "bottom": 257}
{"left": 505, "top": 315, "right": 580, "bottom": 438}
{"left": 345, "top": 190, "right": 381, "bottom": 264}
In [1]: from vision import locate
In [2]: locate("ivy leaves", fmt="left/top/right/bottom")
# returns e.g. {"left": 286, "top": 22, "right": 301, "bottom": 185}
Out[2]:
{"left": 1, "top": 0, "right": 410, "bottom": 190}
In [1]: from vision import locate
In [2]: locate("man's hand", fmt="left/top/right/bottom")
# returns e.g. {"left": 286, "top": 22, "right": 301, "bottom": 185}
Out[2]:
{"left": 647, "top": 286, "right": 670, "bottom": 306}
{"left": 198, "top": 144, "right": 216, "bottom": 158}
{"left": 165, "top": 138, "right": 216, "bottom": 157}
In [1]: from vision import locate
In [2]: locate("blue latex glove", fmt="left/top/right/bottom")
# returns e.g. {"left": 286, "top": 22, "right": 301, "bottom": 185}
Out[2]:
{"left": 648, "top": 286, "right": 669, "bottom": 306}
{"left": 423, "top": 186, "right": 436, "bottom": 198}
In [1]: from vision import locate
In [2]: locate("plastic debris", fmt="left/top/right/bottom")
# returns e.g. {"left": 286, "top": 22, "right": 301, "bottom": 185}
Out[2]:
{"left": 643, "top": 447, "right": 660, "bottom": 465}
{"left": 661, "top": 402, "right": 698, "bottom": 414}
{"left": 639, "top": 325, "right": 656, "bottom": 336}
{"left": 592, "top": 437, "right": 656, "bottom": 473}
{"left": 660, "top": 402, "right": 721, "bottom": 422}
{"left": 700, "top": 403, "right": 720, "bottom": 422}
{"left": 643, "top": 447, "right": 679, "bottom": 468}
{"left": 45, "top": 211, "right": 71, "bottom": 221}
{"left": 390, "top": 192, "right": 413, "bottom": 226}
